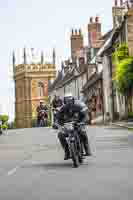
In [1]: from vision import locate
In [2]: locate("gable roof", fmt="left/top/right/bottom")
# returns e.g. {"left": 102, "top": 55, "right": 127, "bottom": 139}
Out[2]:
{"left": 98, "top": 17, "right": 127, "bottom": 57}
{"left": 100, "top": 29, "right": 113, "bottom": 41}
{"left": 48, "top": 71, "right": 63, "bottom": 92}
{"left": 49, "top": 62, "right": 88, "bottom": 92}
{"left": 82, "top": 72, "right": 102, "bottom": 91}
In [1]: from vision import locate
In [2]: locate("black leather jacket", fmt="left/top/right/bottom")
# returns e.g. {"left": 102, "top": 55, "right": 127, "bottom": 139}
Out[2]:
{"left": 52, "top": 98, "right": 63, "bottom": 109}
{"left": 57, "top": 101, "right": 88, "bottom": 125}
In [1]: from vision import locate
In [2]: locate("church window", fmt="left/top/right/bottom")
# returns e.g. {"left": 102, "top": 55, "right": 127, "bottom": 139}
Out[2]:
{"left": 38, "top": 82, "right": 44, "bottom": 97}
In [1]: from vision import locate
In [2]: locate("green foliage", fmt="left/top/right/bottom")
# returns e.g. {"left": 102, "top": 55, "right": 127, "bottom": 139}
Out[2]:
{"left": 128, "top": 112, "right": 133, "bottom": 119}
{"left": 2, "top": 124, "right": 8, "bottom": 130}
{"left": 0, "top": 115, "right": 9, "bottom": 124}
{"left": 112, "top": 43, "right": 129, "bottom": 64}
{"left": 32, "top": 118, "right": 37, "bottom": 127}
{"left": 113, "top": 44, "right": 133, "bottom": 94}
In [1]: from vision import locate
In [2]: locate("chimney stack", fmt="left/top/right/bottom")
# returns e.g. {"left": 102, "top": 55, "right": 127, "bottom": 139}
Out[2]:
{"left": 88, "top": 16, "right": 101, "bottom": 48}
{"left": 70, "top": 28, "right": 84, "bottom": 61}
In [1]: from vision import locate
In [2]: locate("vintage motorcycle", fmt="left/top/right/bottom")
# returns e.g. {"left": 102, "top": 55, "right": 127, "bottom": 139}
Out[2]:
{"left": 38, "top": 109, "right": 48, "bottom": 127}
{"left": 58, "top": 120, "right": 85, "bottom": 168}
{"left": 52, "top": 107, "right": 61, "bottom": 129}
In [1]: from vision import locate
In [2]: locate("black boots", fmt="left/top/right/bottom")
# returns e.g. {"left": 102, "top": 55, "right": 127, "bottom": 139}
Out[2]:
{"left": 84, "top": 143, "right": 92, "bottom": 156}
{"left": 64, "top": 150, "right": 70, "bottom": 160}
{"left": 64, "top": 147, "right": 70, "bottom": 160}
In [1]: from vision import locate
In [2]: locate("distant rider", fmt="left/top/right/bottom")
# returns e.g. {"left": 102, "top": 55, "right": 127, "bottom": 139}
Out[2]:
{"left": 52, "top": 95, "right": 63, "bottom": 123}
{"left": 36, "top": 101, "right": 48, "bottom": 126}
{"left": 52, "top": 95, "right": 63, "bottom": 110}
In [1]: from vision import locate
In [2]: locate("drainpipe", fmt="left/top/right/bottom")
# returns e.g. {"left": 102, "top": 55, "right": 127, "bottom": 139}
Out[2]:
{"left": 101, "top": 78, "right": 105, "bottom": 124}
{"left": 109, "top": 54, "right": 115, "bottom": 121}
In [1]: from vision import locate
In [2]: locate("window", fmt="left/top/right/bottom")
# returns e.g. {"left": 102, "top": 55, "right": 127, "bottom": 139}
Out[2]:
{"left": 38, "top": 82, "right": 44, "bottom": 97}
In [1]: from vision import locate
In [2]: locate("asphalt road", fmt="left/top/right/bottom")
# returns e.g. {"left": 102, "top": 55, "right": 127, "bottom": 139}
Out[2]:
{"left": 0, "top": 126, "right": 131, "bottom": 200}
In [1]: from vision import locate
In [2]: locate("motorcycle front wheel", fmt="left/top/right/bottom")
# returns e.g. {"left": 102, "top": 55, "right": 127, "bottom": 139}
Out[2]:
{"left": 78, "top": 142, "right": 84, "bottom": 163}
{"left": 70, "top": 142, "right": 79, "bottom": 168}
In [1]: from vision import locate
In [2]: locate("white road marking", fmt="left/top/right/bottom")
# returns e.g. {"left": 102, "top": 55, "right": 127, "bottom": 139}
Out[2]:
{"left": 7, "top": 166, "right": 19, "bottom": 176}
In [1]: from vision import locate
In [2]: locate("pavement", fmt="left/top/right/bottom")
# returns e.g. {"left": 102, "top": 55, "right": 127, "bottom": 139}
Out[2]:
{"left": 0, "top": 125, "right": 132, "bottom": 200}
{"left": 111, "top": 120, "right": 133, "bottom": 129}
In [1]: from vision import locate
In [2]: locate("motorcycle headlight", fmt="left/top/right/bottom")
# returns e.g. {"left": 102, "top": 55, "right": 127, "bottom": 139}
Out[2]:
{"left": 74, "top": 113, "right": 79, "bottom": 118}
{"left": 64, "top": 123, "right": 73, "bottom": 131}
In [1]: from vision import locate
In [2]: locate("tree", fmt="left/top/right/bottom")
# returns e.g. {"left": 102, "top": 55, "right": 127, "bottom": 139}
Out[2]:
{"left": 0, "top": 115, "right": 9, "bottom": 130}
{"left": 113, "top": 43, "right": 133, "bottom": 93}
{"left": 113, "top": 43, "right": 133, "bottom": 116}
{"left": 112, "top": 43, "right": 129, "bottom": 63}
{"left": 0, "top": 115, "right": 9, "bottom": 124}
{"left": 114, "top": 57, "right": 133, "bottom": 93}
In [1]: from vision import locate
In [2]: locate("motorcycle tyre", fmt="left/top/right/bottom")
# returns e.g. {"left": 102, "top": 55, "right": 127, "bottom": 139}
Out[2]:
{"left": 44, "top": 120, "right": 47, "bottom": 127}
{"left": 70, "top": 142, "right": 79, "bottom": 168}
{"left": 40, "top": 120, "right": 44, "bottom": 127}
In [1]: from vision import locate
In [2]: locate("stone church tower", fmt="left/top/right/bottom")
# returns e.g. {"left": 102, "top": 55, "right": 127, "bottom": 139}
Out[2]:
{"left": 13, "top": 48, "right": 56, "bottom": 128}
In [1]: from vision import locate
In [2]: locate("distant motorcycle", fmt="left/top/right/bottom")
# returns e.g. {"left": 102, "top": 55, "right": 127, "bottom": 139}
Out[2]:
{"left": 38, "top": 110, "right": 48, "bottom": 127}
{"left": 52, "top": 107, "right": 61, "bottom": 129}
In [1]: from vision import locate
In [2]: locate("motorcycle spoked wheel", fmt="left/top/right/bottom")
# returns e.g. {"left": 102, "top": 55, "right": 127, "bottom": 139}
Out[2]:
{"left": 43, "top": 120, "right": 47, "bottom": 127}
{"left": 76, "top": 135, "right": 84, "bottom": 164}
{"left": 78, "top": 146, "right": 83, "bottom": 164}
{"left": 70, "top": 142, "right": 79, "bottom": 168}
{"left": 40, "top": 120, "right": 44, "bottom": 127}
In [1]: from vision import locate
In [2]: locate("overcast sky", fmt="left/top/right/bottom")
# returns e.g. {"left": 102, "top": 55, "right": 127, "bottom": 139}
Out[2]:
{"left": 0, "top": 0, "right": 113, "bottom": 121}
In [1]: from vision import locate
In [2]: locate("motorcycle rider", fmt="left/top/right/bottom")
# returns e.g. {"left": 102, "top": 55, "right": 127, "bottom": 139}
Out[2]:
{"left": 52, "top": 94, "right": 63, "bottom": 109}
{"left": 36, "top": 101, "right": 48, "bottom": 126}
{"left": 79, "top": 91, "right": 87, "bottom": 104}
{"left": 57, "top": 93, "right": 92, "bottom": 160}
{"left": 52, "top": 94, "right": 63, "bottom": 123}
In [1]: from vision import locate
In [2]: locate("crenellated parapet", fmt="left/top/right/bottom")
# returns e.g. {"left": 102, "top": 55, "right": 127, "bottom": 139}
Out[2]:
{"left": 14, "top": 63, "right": 56, "bottom": 79}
